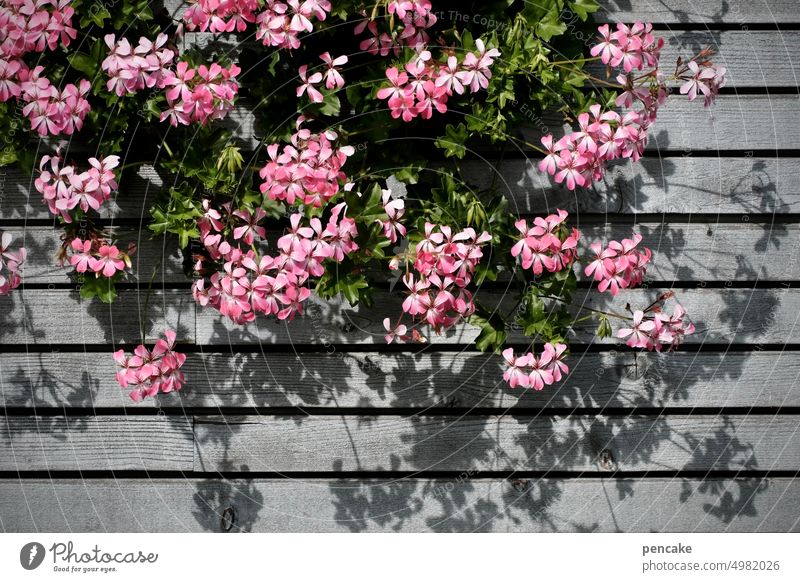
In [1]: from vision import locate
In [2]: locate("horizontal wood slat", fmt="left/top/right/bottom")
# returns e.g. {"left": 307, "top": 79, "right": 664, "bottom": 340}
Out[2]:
{"left": 1, "top": 351, "right": 799, "bottom": 410}
{"left": 594, "top": 0, "right": 800, "bottom": 24}
{"left": 0, "top": 416, "right": 194, "bottom": 472}
{"left": 197, "top": 288, "right": 800, "bottom": 346}
{"left": 463, "top": 157, "right": 800, "bottom": 215}
{"left": 194, "top": 414, "right": 800, "bottom": 472}
{"left": 2, "top": 227, "right": 185, "bottom": 283}
{"left": 586, "top": 31, "right": 800, "bottom": 88}
{"left": 5, "top": 221, "right": 799, "bottom": 284}
{"left": 518, "top": 96, "right": 800, "bottom": 152}
{"left": 2, "top": 477, "right": 797, "bottom": 532}
{"left": 4, "top": 157, "right": 800, "bottom": 221}
{"left": 0, "top": 290, "right": 195, "bottom": 345}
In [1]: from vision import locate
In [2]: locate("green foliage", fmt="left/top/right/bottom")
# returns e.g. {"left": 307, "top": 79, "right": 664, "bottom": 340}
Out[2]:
{"left": 0, "top": 0, "right": 613, "bottom": 353}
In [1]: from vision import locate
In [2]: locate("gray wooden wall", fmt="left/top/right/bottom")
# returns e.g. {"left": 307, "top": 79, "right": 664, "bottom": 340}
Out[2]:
{"left": 1, "top": 0, "right": 800, "bottom": 532}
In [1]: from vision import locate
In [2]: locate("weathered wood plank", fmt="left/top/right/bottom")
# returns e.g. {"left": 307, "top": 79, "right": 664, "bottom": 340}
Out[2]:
{"left": 589, "top": 31, "right": 800, "bottom": 88}
{"left": 2, "top": 477, "right": 797, "bottom": 532}
{"left": 0, "top": 290, "right": 196, "bottom": 344}
{"left": 464, "top": 157, "right": 800, "bottom": 215}
{"left": 194, "top": 414, "right": 800, "bottom": 472}
{"left": 6, "top": 221, "right": 800, "bottom": 283}
{"left": 1, "top": 351, "right": 798, "bottom": 410}
{"left": 4, "top": 157, "right": 798, "bottom": 220}
{"left": 196, "top": 288, "right": 800, "bottom": 346}
{"left": 0, "top": 416, "right": 194, "bottom": 471}
{"left": 0, "top": 163, "right": 169, "bottom": 221}
{"left": 2, "top": 227, "right": 185, "bottom": 283}
{"left": 519, "top": 95, "right": 800, "bottom": 152}
{"left": 594, "top": 0, "right": 800, "bottom": 24}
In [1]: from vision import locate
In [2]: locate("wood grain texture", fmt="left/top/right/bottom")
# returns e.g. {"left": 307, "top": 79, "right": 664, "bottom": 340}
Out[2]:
{"left": 0, "top": 290, "right": 195, "bottom": 345}
{"left": 6, "top": 221, "right": 800, "bottom": 284}
{"left": 586, "top": 31, "right": 800, "bottom": 88}
{"left": 594, "top": 0, "right": 800, "bottom": 23}
{"left": 2, "top": 227, "right": 185, "bottom": 283}
{"left": 194, "top": 414, "right": 800, "bottom": 473}
{"left": 462, "top": 157, "right": 800, "bottom": 215}
{"left": 1, "top": 477, "right": 797, "bottom": 532}
{"left": 1, "top": 351, "right": 799, "bottom": 410}
{"left": 197, "top": 288, "right": 800, "bottom": 346}
{"left": 0, "top": 416, "right": 194, "bottom": 471}
{"left": 518, "top": 95, "right": 800, "bottom": 152}
{"left": 4, "top": 157, "right": 798, "bottom": 220}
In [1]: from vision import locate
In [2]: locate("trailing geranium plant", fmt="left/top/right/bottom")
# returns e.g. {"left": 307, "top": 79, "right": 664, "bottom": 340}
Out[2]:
{"left": 0, "top": 0, "right": 726, "bottom": 400}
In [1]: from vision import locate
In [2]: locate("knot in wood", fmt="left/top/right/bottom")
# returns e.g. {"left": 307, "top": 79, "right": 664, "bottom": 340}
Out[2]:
{"left": 220, "top": 506, "right": 236, "bottom": 532}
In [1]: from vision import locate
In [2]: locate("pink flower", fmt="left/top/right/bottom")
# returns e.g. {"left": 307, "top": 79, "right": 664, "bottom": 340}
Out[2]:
{"left": 383, "top": 318, "right": 408, "bottom": 343}
{"left": 616, "top": 310, "right": 656, "bottom": 348}
{"left": 90, "top": 245, "right": 126, "bottom": 278}
{"left": 0, "top": 231, "right": 26, "bottom": 296}
{"left": 114, "top": 330, "right": 186, "bottom": 401}
{"left": 297, "top": 64, "right": 324, "bottom": 102}
{"left": 502, "top": 348, "right": 531, "bottom": 388}
{"left": 320, "top": 52, "right": 347, "bottom": 90}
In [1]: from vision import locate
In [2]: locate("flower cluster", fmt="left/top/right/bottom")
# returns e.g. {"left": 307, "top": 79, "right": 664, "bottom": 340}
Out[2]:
{"left": 101, "top": 33, "right": 175, "bottom": 96}
{"left": 539, "top": 23, "right": 727, "bottom": 191}
{"left": 584, "top": 233, "right": 651, "bottom": 296}
{"left": 0, "top": 0, "right": 76, "bottom": 59}
{"left": 34, "top": 148, "right": 120, "bottom": 222}
{"left": 192, "top": 201, "right": 359, "bottom": 324}
{"left": 502, "top": 344, "right": 569, "bottom": 390}
{"left": 354, "top": 0, "right": 437, "bottom": 55}
{"left": 181, "top": 0, "right": 331, "bottom": 49}
{"left": 377, "top": 39, "right": 500, "bottom": 122}
{"left": 161, "top": 61, "right": 240, "bottom": 126}
{"left": 113, "top": 330, "right": 187, "bottom": 402}
{"left": 0, "top": 2, "right": 86, "bottom": 136}
{"left": 296, "top": 53, "right": 348, "bottom": 103}
{"left": 377, "top": 189, "right": 406, "bottom": 244}
{"left": 385, "top": 224, "right": 491, "bottom": 342}
{"left": 511, "top": 209, "right": 580, "bottom": 276}
{"left": 102, "top": 34, "right": 239, "bottom": 126}
{"left": 0, "top": 231, "right": 26, "bottom": 296}
{"left": 255, "top": 0, "right": 331, "bottom": 49}
{"left": 676, "top": 48, "right": 727, "bottom": 107}
{"left": 14, "top": 67, "right": 90, "bottom": 136}
{"left": 616, "top": 304, "right": 696, "bottom": 351}
{"left": 259, "top": 119, "right": 355, "bottom": 208}
{"left": 67, "top": 238, "right": 131, "bottom": 278}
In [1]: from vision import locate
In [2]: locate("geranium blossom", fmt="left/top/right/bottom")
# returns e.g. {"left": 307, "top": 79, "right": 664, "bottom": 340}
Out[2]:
{"left": 192, "top": 200, "right": 359, "bottom": 324}
{"left": 616, "top": 304, "right": 695, "bottom": 351}
{"left": 511, "top": 210, "right": 580, "bottom": 276}
{"left": 376, "top": 38, "right": 499, "bottom": 122}
{"left": 0, "top": 231, "right": 27, "bottom": 296}
{"left": 258, "top": 118, "right": 354, "bottom": 208}
{"left": 501, "top": 344, "right": 569, "bottom": 390}
{"left": 386, "top": 224, "right": 491, "bottom": 342}
{"left": 34, "top": 148, "right": 120, "bottom": 223}
{"left": 583, "top": 233, "right": 652, "bottom": 296}
{"left": 538, "top": 23, "right": 727, "bottom": 191}
{"left": 114, "top": 330, "right": 187, "bottom": 402}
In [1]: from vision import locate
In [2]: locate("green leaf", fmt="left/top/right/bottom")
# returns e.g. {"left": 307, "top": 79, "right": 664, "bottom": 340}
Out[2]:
{"left": 435, "top": 123, "right": 469, "bottom": 159}
{"left": 79, "top": 277, "right": 118, "bottom": 304}
{"left": 68, "top": 52, "right": 97, "bottom": 77}
{"left": 469, "top": 309, "right": 507, "bottom": 353}
{"left": 570, "top": 0, "right": 600, "bottom": 20}
{"left": 536, "top": 9, "right": 568, "bottom": 41}
{"left": 318, "top": 93, "right": 341, "bottom": 116}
